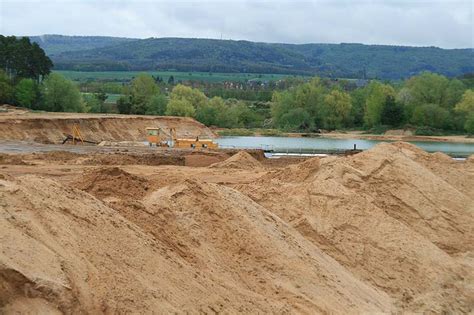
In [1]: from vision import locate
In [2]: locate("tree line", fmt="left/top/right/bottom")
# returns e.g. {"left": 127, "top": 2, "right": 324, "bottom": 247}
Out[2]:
{"left": 271, "top": 73, "right": 473, "bottom": 134}
{"left": 2, "top": 70, "right": 473, "bottom": 134}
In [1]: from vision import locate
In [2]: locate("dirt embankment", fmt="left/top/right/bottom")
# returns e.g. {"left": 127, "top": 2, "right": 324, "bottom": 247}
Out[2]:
{"left": 0, "top": 108, "right": 215, "bottom": 144}
{"left": 0, "top": 142, "right": 473, "bottom": 313}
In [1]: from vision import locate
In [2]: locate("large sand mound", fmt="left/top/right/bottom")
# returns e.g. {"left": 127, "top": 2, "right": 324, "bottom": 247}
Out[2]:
{"left": 75, "top": 167, "right": 149, "bottom": 199}
{"left": 210, "top": 151, "right": 262, "bottom": 170}
{"left": 236, "top": 142, "right": 473, "bottom": 312}
{"left": 0, "top": 175, "right": 393, "bottom": 313}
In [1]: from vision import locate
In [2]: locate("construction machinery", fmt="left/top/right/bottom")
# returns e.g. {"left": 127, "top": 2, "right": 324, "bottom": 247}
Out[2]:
{"left": 62, "top": 124, "right": 98, "bottom": 145}
{"left": 146, "top": 127, "right": 170, "bottom": 147}
{"left": 146, "top": 127, "right": 218, "bottom": 149}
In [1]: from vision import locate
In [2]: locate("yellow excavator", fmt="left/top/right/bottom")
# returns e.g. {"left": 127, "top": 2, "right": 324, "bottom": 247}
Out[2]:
{"left": 146, "top": 127, "right": 218, "bottom": 149}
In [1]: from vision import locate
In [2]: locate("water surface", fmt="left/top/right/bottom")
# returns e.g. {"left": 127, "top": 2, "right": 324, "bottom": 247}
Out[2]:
{"left": 215, "top": 136, "right": 474, "bottom": 156}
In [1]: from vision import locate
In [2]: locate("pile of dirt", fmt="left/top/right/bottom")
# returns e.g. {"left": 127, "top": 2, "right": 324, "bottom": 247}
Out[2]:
{"left": 236, "top": 142, "right": 473, "bottom": 312}
{"left": 75, "top": 167, "right": 149, "bottom": 199}
{"left": 0, "top": 175, "right": 393, "bottom": 313}
{"left": 210, "top": 151, "right": 263, "bottom": 170}
{"left": 261, "top": 156, "right": 320, "bottom": 182}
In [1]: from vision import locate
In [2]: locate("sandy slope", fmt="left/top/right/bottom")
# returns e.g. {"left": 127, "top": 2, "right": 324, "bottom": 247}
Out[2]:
{"left": 236, "top": 142, "right": 474, "bottom": 312}
{"left": 1, "top": 142, "right": 473, "bottom": 313}
{"left": 0, "top": 106, "right": 215, "bottom": 144}
{"left": 1, "top": 175, "right": 392, "bottom": 313}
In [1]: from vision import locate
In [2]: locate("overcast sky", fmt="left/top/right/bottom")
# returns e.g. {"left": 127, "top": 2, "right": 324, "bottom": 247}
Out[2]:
{"left": 0, "top": 0, "right": 472, "bottom": 48}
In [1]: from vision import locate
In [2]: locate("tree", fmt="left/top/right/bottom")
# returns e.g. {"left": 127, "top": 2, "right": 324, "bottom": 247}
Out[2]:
{"left": 454, "top": 90, "right": 474, "bottom": 133}
{"left": 196, "top": 96, "right": 225, "bottom": 126}
{"left": 84, "top": 94, "right": 102, "bottom": 113}
{"left": 130, "top": 74, "right": 159, "bottom": 114}
{"left": 117, "top": 96, "right": 132, "bottom": 114}
{"left": 145, "top": 94, "right": 168, "bottom": 115}
{"left": 166, "top": 99, "right": 195, "bottom": 117}
{"left": 15, "top": 78, "right": 38, "bottom": 108}
{"left": 443, "top": 79, "right": 466, "bottom": 109}
{"left": 271, "top": 91, "right": 296, "bottom": 129}
{"left": 350, "top": 88, "right": 367, "bottom": 126}
{"left": 168, "top": 75, "right": 175, "bottom": 85}
{"left": 464, "top": 112, "right": 474, "bottom": 134}
{"left": 411, "top": 104, "right": 450, "bottom": 129}
{"left": 321, "top": 90, "right": 352, "bottom": 130}
{"left": 405, "top": 72, "right": 449, "bottom": 107}
{"left": 0, "top": 36, "right": 52, "bottom": 81}
{"left": 364, "top": 82, "right": 395, "bottom": 127}
{"left": 170, "top": 84, "right": 207, "bottom": 109}
{"left": 95, "top": 90, "right": 108, "bottom": 103}
{"left": 0, "top": 70, "right": 14, "bottom": 104}
{"left": 278, "top": 108, "right": 311, "bottom": 131}
{"left": 454, "top": 90, "right": 474, "bottom": 114}
{"left": 232, "top": 101, "right": 262, "bottom": 128}
{"left": 41, "top": 73, "right": 84, "bottom": 112}
{"left": 381, "top": 95, "right": 404, "bottom": 126}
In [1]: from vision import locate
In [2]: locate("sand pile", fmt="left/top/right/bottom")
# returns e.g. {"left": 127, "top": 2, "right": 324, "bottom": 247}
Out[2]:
{"left": 0, "top": 174, "right": 394, "bottom": 313}
{"left": 210, "top": 151, "right": 262, "bottom": 170}
{"left": 236, "top": 142, "right": 473, "bottom": 312}
{"left": 138, "top": 179, "right": 393, "bottom": 312}
{"left": 75, "top": 167, "right": 149, "bottom": 199}
{"left": 261, "top": 156, "right": 320, "bottom": 182}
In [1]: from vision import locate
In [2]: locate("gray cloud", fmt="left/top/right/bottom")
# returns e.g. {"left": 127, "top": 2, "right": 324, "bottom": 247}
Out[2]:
{"left": 0, "top": 0, "right": 472, "bottom": 48}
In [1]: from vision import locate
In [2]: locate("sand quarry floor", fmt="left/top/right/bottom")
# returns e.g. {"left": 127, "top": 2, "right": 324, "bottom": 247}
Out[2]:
{"left": 0, "top": 141, "right": 473, "bottom": 313}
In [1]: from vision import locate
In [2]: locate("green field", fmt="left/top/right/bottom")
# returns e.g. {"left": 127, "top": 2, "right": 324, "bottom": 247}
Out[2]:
{"left": 56, "top": 70, "right": 300, "bottom": 83}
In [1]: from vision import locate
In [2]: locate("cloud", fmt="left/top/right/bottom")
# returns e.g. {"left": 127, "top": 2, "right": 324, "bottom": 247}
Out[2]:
{"left": 0, "top": 0, "right": 472, "bottom": 48}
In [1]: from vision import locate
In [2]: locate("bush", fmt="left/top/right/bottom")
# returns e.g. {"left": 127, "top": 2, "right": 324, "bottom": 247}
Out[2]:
{"left": 363, "top": 125, "right": 391, "bottom": 134}
{"left": 414, "top": 126, "right": 439, "bottom": 136}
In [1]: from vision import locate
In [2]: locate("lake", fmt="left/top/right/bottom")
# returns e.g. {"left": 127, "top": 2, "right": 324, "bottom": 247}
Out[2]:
{"left": 215, "top": 136, "right": 474, "bottom": 157}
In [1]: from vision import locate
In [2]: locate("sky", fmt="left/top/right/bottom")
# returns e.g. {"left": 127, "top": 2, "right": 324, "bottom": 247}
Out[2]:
{"left": 0, "top": 0, "right": 473, "bottom": 48}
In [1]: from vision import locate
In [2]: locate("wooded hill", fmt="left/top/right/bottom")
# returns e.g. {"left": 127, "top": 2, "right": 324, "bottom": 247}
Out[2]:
{"left": 31, "top": 35, "right": 473, "bottom": 79}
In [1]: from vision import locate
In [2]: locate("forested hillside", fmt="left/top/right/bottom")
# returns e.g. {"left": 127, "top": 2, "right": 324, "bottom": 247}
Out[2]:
{"left": 31, "top": 36, "right": 473, "bottom": 79}
{"left": 29, "top": 34, "right": 138, "bottom": 55}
